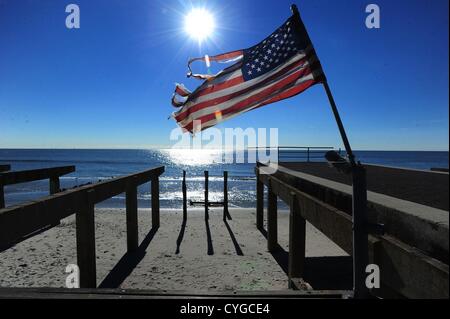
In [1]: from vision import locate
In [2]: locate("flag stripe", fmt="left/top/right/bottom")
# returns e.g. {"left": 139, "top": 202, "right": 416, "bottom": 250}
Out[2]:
{"left": 176, "top": 58, "right": 316, "bottom": 126}
{"left": 175, "top": 84, "right": 191, "bottom": 97}
{"left": 179, "top": 65, "right": 318, "bottom": 128}
{"left": 175, "top": 52, "right": 312, "bottom": 122}
{"left": 181, "top": 66, "right": 314, "bottom": 130}
{"left": 188, "top": 76, "right": 317, "bottom": 132}
{"left": 188, "top": 46, "right": 313, "bottom": 101}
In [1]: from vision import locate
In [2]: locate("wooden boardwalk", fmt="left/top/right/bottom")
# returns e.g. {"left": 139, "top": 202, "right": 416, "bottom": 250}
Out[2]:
{"left": 255, "top": 162, "right": 449, "bottom": 299}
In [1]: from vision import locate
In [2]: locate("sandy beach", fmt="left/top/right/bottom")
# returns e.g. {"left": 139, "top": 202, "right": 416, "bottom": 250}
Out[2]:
{"left": 0, "top": 208, "right": 348, "bottom": 291}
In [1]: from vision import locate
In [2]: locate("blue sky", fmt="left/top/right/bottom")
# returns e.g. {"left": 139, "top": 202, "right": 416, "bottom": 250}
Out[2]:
{"left": 0, "top": 0, "right": 448, "bottom": 150}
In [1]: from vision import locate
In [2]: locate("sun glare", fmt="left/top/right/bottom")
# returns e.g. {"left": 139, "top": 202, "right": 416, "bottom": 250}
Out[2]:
{"left": 184, "top": 8, "right": 215, "bottom": 42}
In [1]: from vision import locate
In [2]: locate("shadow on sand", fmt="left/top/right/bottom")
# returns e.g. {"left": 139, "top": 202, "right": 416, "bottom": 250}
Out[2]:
{"left": 205, "top": 217, "right": 214, "bottom": 255}
{"left": 224, "top": 219, "right": 244, "bottom": 256}
{"left": 175, "top": 210, "right": 243, "bottom": 256}
{"left": 175, "top": 213, "right": 187, "bottom": 255}
{"left": 258, "top": 227, "right": 352, "bottom": 290}
{"left": 99, "top": 227, "right": 158, "bottom": 288}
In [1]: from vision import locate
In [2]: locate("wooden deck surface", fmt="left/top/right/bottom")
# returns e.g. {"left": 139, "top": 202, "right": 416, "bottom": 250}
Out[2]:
{"left": 280, "top": 162, "right": 449, "bottom": 211}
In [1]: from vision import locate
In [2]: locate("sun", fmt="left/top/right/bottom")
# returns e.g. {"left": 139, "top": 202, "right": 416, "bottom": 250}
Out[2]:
{"left": 184, "top": 8, "right": 215, "bottom": 42}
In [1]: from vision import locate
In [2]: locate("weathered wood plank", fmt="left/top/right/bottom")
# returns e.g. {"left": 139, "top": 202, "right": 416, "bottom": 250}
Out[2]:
{"left": 0, "top": 185, "right": 4, "bottom": 209}
{"left": 76, "top": 189, "right": 96, "bottom": 288}
{"left": 0, "top": 287, "right": 352, "bottom": 299}
{"left": 256, "top": 169, "right": 264, "bottom": 230}
{"left": 376, "top": 235, "right": 449, "bottom": 299}
{"left": 182, "top": 170, "right": 187, "bottom": 220}
{"left": 288, "top": 193, "right": 306, "bottom": 288}
{"left": 126, "top": 177, "right": 138, "bottom": 252}
{"left": 267, "top": 178, "right": 278, "bottom": 252}
{"left": 223, "top": 171, "right": 231, "bottom": 221}
{"left": 49, "top": 177, "right": 60, "bottom": 194}
{"left": 204, "top": 171, "right": 209, "bottom": 221}
{"left": 151, "top": 176, "right": 160, "bottom": 228}
{"left": 0, "top": 166, "right": 75, "bottom": 185}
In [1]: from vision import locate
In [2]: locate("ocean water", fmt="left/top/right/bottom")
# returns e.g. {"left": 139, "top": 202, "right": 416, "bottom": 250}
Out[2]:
{"left": 0, "top": 149, "right": 448, "bottom": 209}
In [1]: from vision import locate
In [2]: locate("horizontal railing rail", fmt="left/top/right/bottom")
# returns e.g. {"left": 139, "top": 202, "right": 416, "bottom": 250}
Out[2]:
{"left": 0, "top": 165, "right": 76, "bottom": 208}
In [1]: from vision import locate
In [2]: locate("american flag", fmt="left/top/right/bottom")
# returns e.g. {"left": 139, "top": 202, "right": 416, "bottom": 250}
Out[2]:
{"left": 171, "top": 11, "right": 325, "bottom": 133}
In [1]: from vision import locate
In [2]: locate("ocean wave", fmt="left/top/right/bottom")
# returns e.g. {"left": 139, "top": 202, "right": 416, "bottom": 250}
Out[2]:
{"left": 110, "top": 189, "right": 256, "bottom": 202}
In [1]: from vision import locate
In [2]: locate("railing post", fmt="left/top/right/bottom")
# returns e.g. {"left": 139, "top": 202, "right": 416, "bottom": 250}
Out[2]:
{"left": 76, "top": 189, "right": 96, "bottom": 288}
{"left": 288, "top": 193, "right": 306, "bottom": 288}
{"left": 267, "top": 178, "right": 278, "bottom": 252}
{"left": 223, "top": 171, "right": 231, "bottom": 221}
{"left": 126, "top": 176, "right": 138, "bottom": 252}
{"left": 151, "top": 176, "right": 160, "bottom": 229}
{"left": 204, "top": 171, "right": 209, "bottom": 221}
{"left": 307, "top": 147, "right": 310, "bottom": 162}
{"left": 352, "top": 164, "right": 370, "bottom": 298}
{"left": 182, "top": 170, "right": 187, "bottom": 220}
{"left": 49, "top": 176, "right": 60, "bottom": 194}
{"left": 256, "top": 169, "right": 264, "bottom": 230}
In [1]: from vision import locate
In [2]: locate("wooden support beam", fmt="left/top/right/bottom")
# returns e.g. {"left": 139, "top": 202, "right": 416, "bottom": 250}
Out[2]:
{"left": 288, "top": 193, "right": 306, "bottom": 288}
{"left": 267, "top": 178, "right": 278, "bottom": 252}
{"left": 0, "top": 166, "right": 75, "bottom": 186}
{"left": 49, "top": 177, "right": 60, "bottom": 195}
{"left": 151, "top": 176, "right": 160, "bottom": 229}
{"left": 48, "top": 176, "right": 62, "bottom": 227}
{"left": 223, "top": 171, "right": 231, "bottom": 221}
{"left": 256, "top": 170, "right": 264, "bottom": 230}
{"left": 76, "top": 189, "right": 96, "bottom": 288}
{"left": 126, "top": 177, "right": 138, "bottom": 252}
{"left": 182, "top": 170, "right": 187, "bottom": 220}
{"left": 204, "top": 171, "right": 209, "bottom": 221}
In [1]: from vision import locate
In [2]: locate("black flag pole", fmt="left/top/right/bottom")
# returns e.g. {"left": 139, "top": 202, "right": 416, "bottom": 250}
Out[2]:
{"left": 290, "top": 4, "right": 356, "bottom": 166}
{"left": 290, "top": 4, "right": 370, "bottom": 298}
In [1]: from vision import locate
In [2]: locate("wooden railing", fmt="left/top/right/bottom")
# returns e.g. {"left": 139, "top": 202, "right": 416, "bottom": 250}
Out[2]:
{"left": 0, "top": 166, "right": 165, "bottom": 288}
{"left": 0, "top": 165, "right": 75, "bottom": 208}
{"left": 255, "top": 162, "right": 449, "bottom": 298}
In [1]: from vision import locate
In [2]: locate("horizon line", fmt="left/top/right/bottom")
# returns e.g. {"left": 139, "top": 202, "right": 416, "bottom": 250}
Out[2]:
{"left": 0, "top": 147, "right": 448, "bottom": 152}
